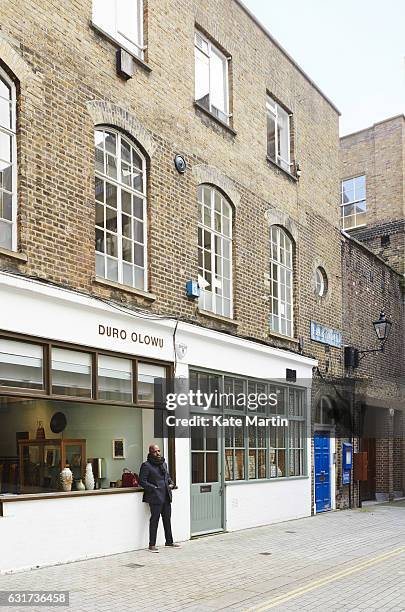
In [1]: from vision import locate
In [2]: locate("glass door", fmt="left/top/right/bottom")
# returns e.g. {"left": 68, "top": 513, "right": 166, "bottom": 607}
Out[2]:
{"left": 190, "top": 421, "right": 223, "bottom": 535}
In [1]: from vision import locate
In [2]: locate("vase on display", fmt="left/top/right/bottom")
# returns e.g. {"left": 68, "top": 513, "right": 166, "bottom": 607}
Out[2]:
{"left": 85, "top": 462, "right": 95, "bottom": 491}
{"left": 60, "top": 466, "right": 73, "bottom": 492}
{"left": 36, "top": 420, "right": 45, "bottom": 440}
{"left": 75, "top": 479, "right": 85, "bottom": 491}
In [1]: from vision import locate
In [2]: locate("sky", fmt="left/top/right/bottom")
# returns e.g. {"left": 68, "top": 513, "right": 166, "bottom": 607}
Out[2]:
{"left": 243, "top": 0, "right": 405, "bottom": 135}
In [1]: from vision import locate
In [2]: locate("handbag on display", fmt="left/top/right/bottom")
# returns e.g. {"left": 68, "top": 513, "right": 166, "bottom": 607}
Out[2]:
{"left": 121, "top": 468, "right": 139, "bottom": 488}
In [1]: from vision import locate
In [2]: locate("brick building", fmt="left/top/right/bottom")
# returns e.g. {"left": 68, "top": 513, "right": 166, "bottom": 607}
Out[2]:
{"left": 340, "top": 115, "right": 405, "bottom": 274}
{"left": 340, "top": 116, "right": 405, "bottom": 504}
{"left": 0, "top": 0, "right": 352, "bottom": 572}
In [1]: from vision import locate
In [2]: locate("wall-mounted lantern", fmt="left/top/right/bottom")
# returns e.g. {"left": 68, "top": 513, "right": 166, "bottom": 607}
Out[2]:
{"left": 344, "top": 310, "right": 392, "bottom": 368}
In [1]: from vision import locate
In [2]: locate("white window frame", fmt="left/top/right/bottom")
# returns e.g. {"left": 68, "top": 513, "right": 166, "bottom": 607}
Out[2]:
{"left": 269, "top": 226, "right": 293, "bottom": 338}
{"left": 194, "top": 31, "right": 231, "bottom": 125}
{"left": 95, "top": 127, "right": 148, "bottom": 291}
{"left": 0, "top": 67, "right": 17, "bottom": 252}
{"left": 198, "top": 185, "right": 233, "bottom": 318}
{"left": 266, "top": 95, "right": 292, "bottom": 173}
{"left": 92, "top": 0, "right": 145, "bottom": 60}
{"left": 340, "top": 175, "right": 366, "bottom": 230}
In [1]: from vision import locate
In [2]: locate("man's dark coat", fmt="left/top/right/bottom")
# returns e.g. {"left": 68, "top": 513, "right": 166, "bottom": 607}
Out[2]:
{"left": 139, "top": 459, "right": 173, "bottom": 504}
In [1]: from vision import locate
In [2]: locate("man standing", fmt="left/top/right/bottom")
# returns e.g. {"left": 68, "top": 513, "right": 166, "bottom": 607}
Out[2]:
{"left": 139, "top": 444, "right": 180, "bottom": 552}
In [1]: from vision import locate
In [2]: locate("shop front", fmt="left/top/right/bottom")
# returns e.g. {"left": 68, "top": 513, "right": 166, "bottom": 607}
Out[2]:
{"left": 0, "top": 270, "right": 316, "bottom": 573}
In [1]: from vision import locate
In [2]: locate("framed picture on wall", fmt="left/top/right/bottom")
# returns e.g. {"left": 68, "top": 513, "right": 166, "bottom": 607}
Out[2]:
{"left": 112, "top": 438, "right": 126, "bottom": 459}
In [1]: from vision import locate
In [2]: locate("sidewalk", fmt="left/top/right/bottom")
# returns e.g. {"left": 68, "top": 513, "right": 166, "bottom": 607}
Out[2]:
{"left": 0, "top": 502, "right": 404, "bottom": 611}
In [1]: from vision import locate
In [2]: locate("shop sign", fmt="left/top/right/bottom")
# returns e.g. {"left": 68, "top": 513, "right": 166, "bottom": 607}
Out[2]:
{"left": 310, "top": 321, "right": 342, "bottom": 348}
{"left": 98, "top": 324, "right": 164, "bottom": 348}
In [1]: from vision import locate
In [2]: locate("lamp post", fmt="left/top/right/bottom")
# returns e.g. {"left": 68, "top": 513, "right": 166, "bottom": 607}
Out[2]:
{"left": 344, "top": 310, "right": 392, "bottom": 368}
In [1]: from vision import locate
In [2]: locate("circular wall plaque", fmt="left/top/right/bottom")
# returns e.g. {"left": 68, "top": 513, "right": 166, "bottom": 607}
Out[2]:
{"left": 50, "top": 412, "right": 67, "bottom": 434}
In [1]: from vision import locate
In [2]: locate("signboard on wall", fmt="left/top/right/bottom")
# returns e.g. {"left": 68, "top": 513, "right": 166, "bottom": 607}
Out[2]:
{"left": 310, "top": 321, "right": 342, "bottom": 348}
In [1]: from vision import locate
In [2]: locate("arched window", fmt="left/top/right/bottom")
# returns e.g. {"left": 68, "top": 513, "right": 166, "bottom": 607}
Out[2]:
{"left": 95, "top": 128, "right": 147, "bottom": 290}
{"left": 269, "top": 226, "right": 293, "bottom": 337}
{"left": 0, "top": 68, "right": 16, "bottom": 251}
{"left": 197, "top": 185, "right": 232, "bottom": 318}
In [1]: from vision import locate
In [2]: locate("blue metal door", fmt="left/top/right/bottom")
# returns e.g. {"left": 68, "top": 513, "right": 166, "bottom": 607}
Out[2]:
{"left": 314, "top": 431, "right": 331, "bottom": 512}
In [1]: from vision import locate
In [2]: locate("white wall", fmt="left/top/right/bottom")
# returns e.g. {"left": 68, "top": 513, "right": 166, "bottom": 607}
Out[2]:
{"left": 225, "top": 477, "right": 311, "bottom": 531}
{"left": 0, "top": 489, "right": 189, "bottom": 574}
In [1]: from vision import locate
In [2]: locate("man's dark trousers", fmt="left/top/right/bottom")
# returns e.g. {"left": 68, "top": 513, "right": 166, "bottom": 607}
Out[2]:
{"left": 149, "top": 499, "right": 173, "bottom": 546}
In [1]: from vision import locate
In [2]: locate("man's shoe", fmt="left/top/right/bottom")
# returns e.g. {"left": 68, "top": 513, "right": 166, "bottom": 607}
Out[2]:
{"left": 165, "top": 543, "right": 181, "bottom": 548}
{"left": 149, "top": 545, "right": 159, "bottom": 553}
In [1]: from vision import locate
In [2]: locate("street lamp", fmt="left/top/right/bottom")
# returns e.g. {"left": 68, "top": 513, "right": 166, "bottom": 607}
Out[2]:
{"left": 344, "top": 310, "right": 392, "bottom": 368}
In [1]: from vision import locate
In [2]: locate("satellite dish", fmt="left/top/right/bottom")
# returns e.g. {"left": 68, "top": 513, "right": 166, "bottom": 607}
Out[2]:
{"left": 50, "top": 412, "right": 67, "bottom": 434}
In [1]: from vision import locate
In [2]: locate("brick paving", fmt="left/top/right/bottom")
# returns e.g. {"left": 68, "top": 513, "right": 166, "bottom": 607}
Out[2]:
{"left": 0, "top": 502, "right": 404, "bottom": 611}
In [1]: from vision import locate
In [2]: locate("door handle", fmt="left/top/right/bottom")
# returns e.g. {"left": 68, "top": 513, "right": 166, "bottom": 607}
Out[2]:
{"left": 219, "top": 487, "right": 223, "bottom": 496}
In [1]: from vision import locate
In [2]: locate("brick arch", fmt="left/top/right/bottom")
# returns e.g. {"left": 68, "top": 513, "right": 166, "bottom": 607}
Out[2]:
{"left": 0, "top": 34, "right": 42, "bottom": 94}
{"left": 264, "top": 208, "right": 298, "bottom": 243}
{"left": 192, "top": 164, "right": 240, "bottom": 207}
{"left": 85, "top": 100, "right": 156, "bottom": 159}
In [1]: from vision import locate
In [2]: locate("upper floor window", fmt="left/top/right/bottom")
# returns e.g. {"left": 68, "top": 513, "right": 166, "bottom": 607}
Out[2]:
{"left": 198, "top": 185, "right": 232, "bottom": 318}
{"left": 266, "top": 95, "right": 291, "bottom": 173}
{"left": 0, "top": 68, "right": 16, "bottom": 251}
{"left": 92, "top": 0, "right": 144, "bottom": 59}
{"left": 341, "top": 175, "right": 366, "bottom": 229}
{"left": 194, "top": 31, "right": 230, "bottom": 125}
{"left": 269, "top": 226, "right": 293, "bottom": 337}
{"left": 95, "top": 128, "right": 147, "bottom": 290}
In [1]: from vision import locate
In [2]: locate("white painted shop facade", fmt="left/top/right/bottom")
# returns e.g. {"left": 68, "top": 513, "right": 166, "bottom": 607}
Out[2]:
{"left": 0, "top": 271, "right": 315, "bottom": 573}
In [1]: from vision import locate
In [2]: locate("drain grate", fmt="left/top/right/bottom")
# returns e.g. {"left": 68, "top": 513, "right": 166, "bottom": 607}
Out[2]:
{"left": 124, "top": 563, "right": 145, "bottom": 568}
{"left": 259, "top": 552, "right": 272, "bottom": 556}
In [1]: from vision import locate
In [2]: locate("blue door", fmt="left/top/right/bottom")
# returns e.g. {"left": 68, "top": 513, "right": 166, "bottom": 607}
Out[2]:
{"left": 314, "top": 431, "right": 331, "bottom": 512}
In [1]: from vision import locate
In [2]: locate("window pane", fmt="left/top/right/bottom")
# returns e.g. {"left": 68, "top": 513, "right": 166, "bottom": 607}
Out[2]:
{"left": 0, "top": 339, "right": 43, "bottom": 389}
{"left": 137, "top": 363, "right": 166, "bottom": 403}
{"left": 98, "top": 355, "right": 132, "bottom": 402}
{"left": 106, "top": 256, "right": 118, "bottom": 281}
{"left": 234, "top": 449, "right": 245, "bottom": 480}
{"left": 192, "top": 453, "right": 204, "bottom": 483}
{"left": 210, "top": 48, "right": 226, "bottom": 115}
{"left": 51, "top": 348, "right": 92, "bottom": 398}
{"left": 0, "top": 132, "right": 11, "bottom": 162}
{"left": 206, "top": 453, "right": 218, "bottom": 482}
{"left": 195, "top": 47, "right": 210, "bottom": 109}
{"left": 95, "top": 177, "right": 104, "bottom": 202}
{"left": 267, "top": 112, "right": 276, "bottom": 160}
{"left": 191, "top": 426, "right": 204, "bottom": 451}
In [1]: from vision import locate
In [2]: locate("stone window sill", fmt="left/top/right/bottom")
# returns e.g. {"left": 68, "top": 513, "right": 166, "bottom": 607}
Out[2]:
{"left": 90, "top": 22, "right": 152, "bottom": 73}
{"left": 198, "top": 308, "right": 239, "bottom": 326}
{"left": 93, "top": 276, "right": 156, "bottom": 301}
{"left": 268, "top": 329, "right": 299, "bottom": 344}
{"left": 0, "top": 247, "right": 27, "bottom": 262}
{"left": 266, "top": 156, "right": 298, "bottom": 182}
{"left": 194, "top": 102, "right": 237, "bottom": 136}
{"left": 0, "top": 485, "right": 178, "bottom": 505}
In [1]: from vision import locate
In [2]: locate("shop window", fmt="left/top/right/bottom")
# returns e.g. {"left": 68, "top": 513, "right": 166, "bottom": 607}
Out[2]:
{"left": 194, "top": 31, "right": 230, "bottom": 125}
{"left": 341, "top": 175, "right": 366, "bottom": 229}
{"left": 0, "top": 397, "right": 155, "bottom": 495}
{"left": 51, "top": 348, "right": 92, "bottom": 398}
{"left": 92, "top": 0, "right": 145, "bottom": 59}
{"left": 98, "top": 355, "right": 132, "bottom": 402}
{"left": 266, "top": 95, "right": 292, "bottom": 173}
{"left": 0, "top": 339, "right": 43, "bottom": 390}
{"left": 95, "top": 128, "right": 147, "bottom": 290}
{"left": 190, "top": 368, "right": 307, "bottom": 482}
{"left": 0, "top": 67, "right": 16, "bottom": 251}
{"left": 269, "top": 226, "right": 294, "bottom": 337}
{"left": 137, "top": 363, "right": 166, "bottom": 403}
{"left": 198, "top": 185, "right": 233, "bottom": 317}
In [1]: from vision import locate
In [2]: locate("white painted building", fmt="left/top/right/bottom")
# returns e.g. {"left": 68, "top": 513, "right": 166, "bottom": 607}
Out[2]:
{"left": 0, "top": 271, "right": 315, "bottom": 574}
